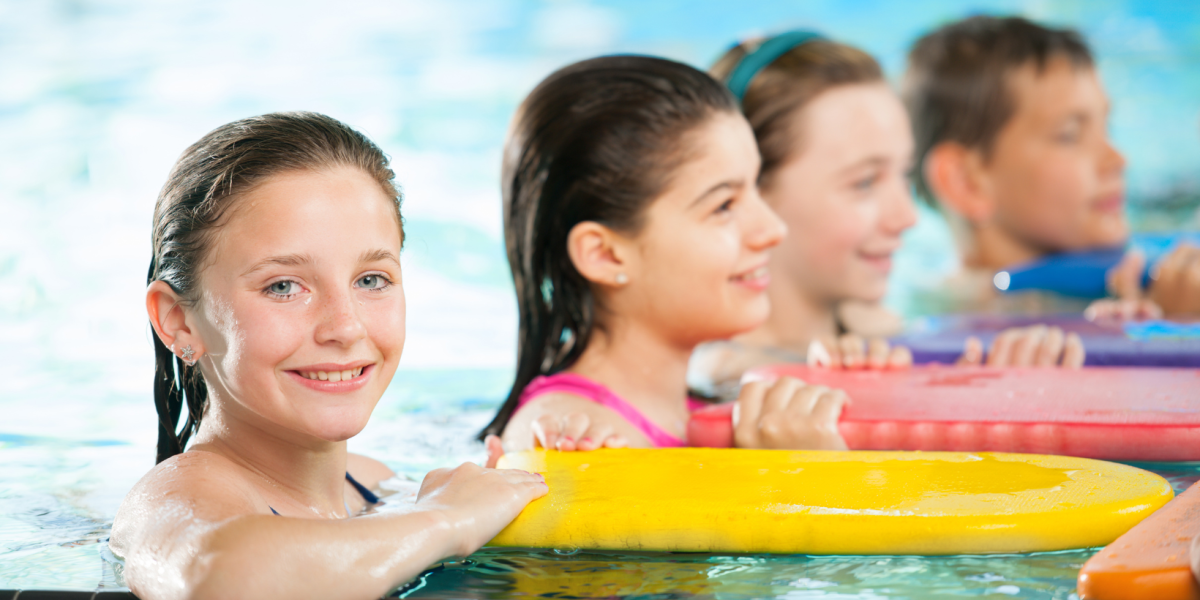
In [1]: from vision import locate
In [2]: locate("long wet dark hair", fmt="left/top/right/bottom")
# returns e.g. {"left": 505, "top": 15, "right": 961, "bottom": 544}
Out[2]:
{"left": 149, "top": 111, "right": 401, "bottom": 464}
{"left": 478, "top": 56, "right": 736, "bottom": 439}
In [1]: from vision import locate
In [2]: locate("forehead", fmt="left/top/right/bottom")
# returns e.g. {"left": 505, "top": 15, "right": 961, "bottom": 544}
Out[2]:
{"left": 792, "top": 83, "right": 912, "bottom": 161}
{"left": 654, "top": 112, "right": 759, "bottom": 203}
{"left": 208, "top": 167, "right": 402, "bottom": 271}
{"left": 1006, "top": 57, "right": 1106, "bottom": 121}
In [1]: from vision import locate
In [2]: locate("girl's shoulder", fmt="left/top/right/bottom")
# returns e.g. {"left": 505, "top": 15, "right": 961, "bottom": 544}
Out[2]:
{"left": 346, "top": 453, "right": 394, "bottom": 491}
{"left": 122, "top": 450, "right": 267, "bottom": 516}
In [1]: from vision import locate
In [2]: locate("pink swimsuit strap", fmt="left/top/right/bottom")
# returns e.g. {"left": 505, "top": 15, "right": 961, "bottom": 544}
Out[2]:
{"left": 517, "top": 372, "right": 707, "bottom": 448}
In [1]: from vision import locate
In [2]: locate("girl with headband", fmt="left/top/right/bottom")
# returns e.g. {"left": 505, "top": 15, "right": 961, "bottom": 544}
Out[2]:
{"left": 692, "top": 32, "right": 1084, "bottom": 397}
{"left": 111, "top": 112, "right": 546, "bottom": 600}
{"left": 480, "top": 56, "right": 850, "bottom": 455}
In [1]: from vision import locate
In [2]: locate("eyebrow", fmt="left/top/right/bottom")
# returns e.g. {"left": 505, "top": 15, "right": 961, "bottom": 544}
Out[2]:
{"left": 239, "top": 249, "right": 399, "bottom": 278}
{"left": 838, "top": 156, "right": 888, "bottom": 176}
{"left": 690, "top": 179, "right": 744, "bottom": 208}
{"left": 241, "top": 253, "right": 314, "bottom": 277}
{"left": 360, "top": 248, "right": 400, "bottom": 265}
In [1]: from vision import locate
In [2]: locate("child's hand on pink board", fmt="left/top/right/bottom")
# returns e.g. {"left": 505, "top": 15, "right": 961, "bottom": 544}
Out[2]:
{"left": 807, "top": 335, "right": 912, "bottom": 370}
{"left": 732, "top": 376, "right": 848, "bottom": 450}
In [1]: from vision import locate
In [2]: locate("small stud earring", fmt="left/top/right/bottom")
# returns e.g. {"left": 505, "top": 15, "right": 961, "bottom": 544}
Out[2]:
{"left": 180, "top": 345, "right": 197, "bottom": 366}
{"left": 614, "top": 273, "right": 628, "bottom": 285}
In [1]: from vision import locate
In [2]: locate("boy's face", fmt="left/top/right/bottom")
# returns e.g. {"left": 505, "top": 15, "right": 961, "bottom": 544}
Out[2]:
{"left": 981, "top": 57, "right": 1127, "bottom": 252}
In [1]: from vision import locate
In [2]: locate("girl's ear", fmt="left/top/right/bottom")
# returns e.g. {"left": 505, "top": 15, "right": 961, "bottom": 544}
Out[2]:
{"left": 146, "top": 281, "right": 206, "bottom": 361}
{"left": 924, "top": 142, "right": 996, "bottom": 224}
{"left": 566, "top": 221, "right": 633, "bottom": 287}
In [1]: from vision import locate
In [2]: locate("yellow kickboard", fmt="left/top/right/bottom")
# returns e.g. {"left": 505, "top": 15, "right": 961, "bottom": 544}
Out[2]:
{"left": 492, "top": 448, "right": 1172, "bottom": 555}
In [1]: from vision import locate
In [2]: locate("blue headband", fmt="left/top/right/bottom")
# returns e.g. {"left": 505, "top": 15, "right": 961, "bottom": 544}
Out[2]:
{"left": 725, "top": 30, "right": 825, "bottom": 102}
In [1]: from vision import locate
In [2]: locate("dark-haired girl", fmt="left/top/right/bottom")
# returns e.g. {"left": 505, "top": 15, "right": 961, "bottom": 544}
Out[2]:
{"left": 111, "top": 112, "right": 546, "bottom": 600}
{"left": 481, "top": 56, "right": 849, "bottom": 454}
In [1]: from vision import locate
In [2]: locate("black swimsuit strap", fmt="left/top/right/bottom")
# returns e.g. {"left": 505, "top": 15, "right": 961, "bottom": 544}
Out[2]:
{"left": 268, "top": 472, "right": 378, "bottom": 515}
{"left": 344, "top": 471, "right": 380, "bottom": 505}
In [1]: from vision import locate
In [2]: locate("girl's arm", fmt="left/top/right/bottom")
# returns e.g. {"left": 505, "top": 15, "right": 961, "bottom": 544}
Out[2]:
{"left": 112, "top": 453, "right": 546, "bottom": 600}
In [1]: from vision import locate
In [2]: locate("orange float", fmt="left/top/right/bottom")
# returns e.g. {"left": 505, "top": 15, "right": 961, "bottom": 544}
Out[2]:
{"left": 1078, "top": 480, "right": 1200, "bottom": 599}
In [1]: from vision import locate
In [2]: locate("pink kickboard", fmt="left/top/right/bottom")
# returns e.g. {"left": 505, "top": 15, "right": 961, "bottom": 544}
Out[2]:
{"left": 687, "top": 366, "right": 1200, "bottom": 461}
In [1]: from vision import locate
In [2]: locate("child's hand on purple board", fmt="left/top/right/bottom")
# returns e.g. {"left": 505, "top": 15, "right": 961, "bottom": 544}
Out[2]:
{"left": 957, "top": 325, "right": 1084, "bottom": 368}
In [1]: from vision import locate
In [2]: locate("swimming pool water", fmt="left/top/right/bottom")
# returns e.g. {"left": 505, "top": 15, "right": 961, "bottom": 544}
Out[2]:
{"left": 3, "top": 0, "right": 1200, "bottom": 597}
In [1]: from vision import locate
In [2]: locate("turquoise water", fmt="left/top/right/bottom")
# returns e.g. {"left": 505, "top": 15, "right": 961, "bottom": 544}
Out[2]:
{"left": 3, "top": 0, "right": 1200, "bottom": 597}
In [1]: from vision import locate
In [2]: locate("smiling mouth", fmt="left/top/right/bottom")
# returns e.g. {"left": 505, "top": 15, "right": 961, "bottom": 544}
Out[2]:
{"left": 732, "top": 265, "right": 769, "bottom": 282}
{"left": 297, "top": 367, "right": 365, "bottom": 382}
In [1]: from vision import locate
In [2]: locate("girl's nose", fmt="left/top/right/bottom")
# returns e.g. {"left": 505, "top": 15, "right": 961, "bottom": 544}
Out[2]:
{"left": 314, "top": 288, "right": 368, "bottom": 347}
{"left": 882, "top": 180, "right": 918, "bottom": 235}
{"left": 746, "top": 189, "right": 788, "bottom": 250}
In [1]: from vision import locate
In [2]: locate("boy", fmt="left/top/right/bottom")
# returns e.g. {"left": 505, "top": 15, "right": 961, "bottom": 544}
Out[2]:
{"left": 903, "top": 16, "right": 1197, "bottom": 317}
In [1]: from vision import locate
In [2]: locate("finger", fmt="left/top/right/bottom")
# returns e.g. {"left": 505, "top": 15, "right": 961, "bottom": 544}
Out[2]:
{"left": 602, "top": 434, "right": 628, "bottom": 448}
{"left": 783, "top": 384, "right": 825, "bottom": 417}
{"left": 1107, "top": 249, "right": 1145, "bottom": 299}
{"left": 866, "top": 338, "right": 890, "bottom": 370}
{"left": 839, "top": 334, "right": 865, "bottom": 369}
{"left": 531, "top": 415, "right": 562, "bottom": 450}
{"left": 733, "top": 381, "right": 768, "bottom": 447}
{"left": 1033, "top": 327, "right": 1065, "bottom": 367}
{"left": 986, "top": 329, "right": 1018, "bottom": 367}
{"left": 1137, "top": 299, "right": 1163, "bottom": 320}
{"left": 807, "top": 338, "right": 833, "bottom": 368}
{"left": 1061, "top": 332, "right": 1085, "bottom": 368}
{"left": 762, "top": 377, "right": 804, "bottom": 416}
{"left": 888, "top": 345, "right": 913, "bottom": 368}
{"left": 1084, "top": 299, "right": 1115, "bottom": 322}
{"left": 957, "top": 336, "right": 984, "bottom": 366}
{"left": 484, "top": 435, "right": 505, "bottom": 469}
{"left": 811, "top": 392, "right": 849, "bottom": 450}
{"left": 556, "top": 413, "right": 591, "bottom": 451}
{"left": 1012, "top": 326, "right": 1048, "bottom": 367}
{"left": 576, "top": 423, "right": 615, "bottom": 451}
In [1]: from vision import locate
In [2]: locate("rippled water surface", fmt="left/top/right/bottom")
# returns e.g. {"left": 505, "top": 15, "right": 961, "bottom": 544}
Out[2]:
{"left": 3, "top": 0, "right": 1200, "bottom": 597}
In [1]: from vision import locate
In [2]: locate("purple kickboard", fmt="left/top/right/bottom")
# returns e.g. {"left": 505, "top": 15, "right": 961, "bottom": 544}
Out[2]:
{"left": 892, "top": 314, "right": 1200, "bottom": 367}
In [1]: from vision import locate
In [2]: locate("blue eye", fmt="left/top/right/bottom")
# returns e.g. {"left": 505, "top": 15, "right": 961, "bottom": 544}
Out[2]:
{"left": 267, "top": 280, "right": 300, "bottom": 297}
{"left": 356, "top": 274, "right": 390, "bottom": 290}
{"left": 854, "top": 175, "right": 879, "bottom": 191}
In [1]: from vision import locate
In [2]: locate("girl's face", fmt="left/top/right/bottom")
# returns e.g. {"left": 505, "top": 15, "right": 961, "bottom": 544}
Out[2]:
{"left": 621, "top": 111, "right": 787, "bottom": 345}
{"left": 191, "top": 167, "right": 405, "bottom": 443}
{"left": 764, "top": 83, "right": 917, "bottom": 304}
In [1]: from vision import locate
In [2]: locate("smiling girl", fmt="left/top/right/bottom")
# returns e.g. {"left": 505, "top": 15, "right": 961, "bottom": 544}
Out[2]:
{"left": 480, "top": 56, "right": 848, "bottom": 453}
{"left": 110, "top": 112, "right": 546, "bottom": 600}
{"left": 690, "top": 33, "right": 1083, "bottom": 395}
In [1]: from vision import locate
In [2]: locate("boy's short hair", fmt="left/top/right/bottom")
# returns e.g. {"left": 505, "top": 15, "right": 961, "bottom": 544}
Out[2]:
{"left": 903, "top": 16, "right": 1094, "bottom": 205}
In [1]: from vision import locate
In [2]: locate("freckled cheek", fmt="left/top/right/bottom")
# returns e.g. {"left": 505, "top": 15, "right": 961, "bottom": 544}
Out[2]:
{"left": 362, "top": 297, "right": 407, "bottom": 358}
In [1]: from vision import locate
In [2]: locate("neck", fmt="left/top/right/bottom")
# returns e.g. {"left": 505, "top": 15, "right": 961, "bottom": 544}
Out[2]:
{"left": 189, "top": 393, "right": 349, "bottom": 518}
{"left": 567, "top": 313, "right": 694, "bottom": 436}
{"left": 960, "top": 221, "right": 1047, "bottom": 271}
{"left": 737, "top": 258, "right": 838, "bottom": 354}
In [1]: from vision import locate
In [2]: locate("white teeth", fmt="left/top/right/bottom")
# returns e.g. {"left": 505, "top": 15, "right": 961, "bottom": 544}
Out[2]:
{"left": 734, "top": 266, "right": 768, "bottom": 281}
{"left": 299, "top": 367, "right": 366, "bottom": 382}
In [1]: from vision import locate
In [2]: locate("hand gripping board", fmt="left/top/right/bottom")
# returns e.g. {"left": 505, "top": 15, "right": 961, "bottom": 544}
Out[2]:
{"left": 892, "top": 313, "right": 1200, "bottom": 367}
{"left": 1078, "top": 480, "right": 1200, "bottom": 600}
{"left": 491, "top": 448, "right": 1171, "bottom": 555}
{"left": 687, "top": 366, "right": 1200, "bottom": 461}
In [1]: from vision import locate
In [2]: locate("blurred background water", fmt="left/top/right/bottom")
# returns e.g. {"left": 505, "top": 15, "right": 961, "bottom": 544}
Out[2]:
{"left": 1, "top": 0, "right": 1198, "bottom": 596}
